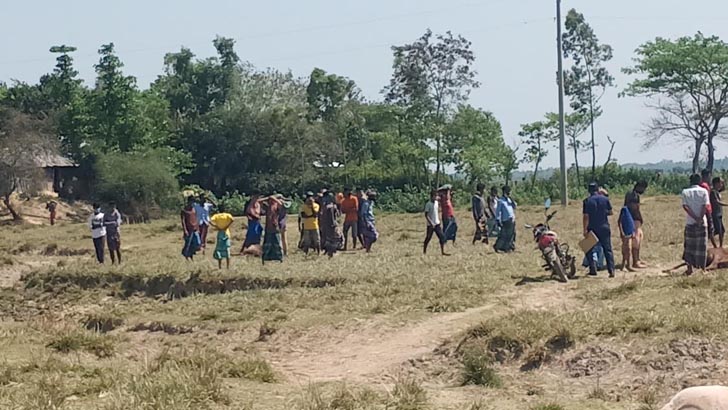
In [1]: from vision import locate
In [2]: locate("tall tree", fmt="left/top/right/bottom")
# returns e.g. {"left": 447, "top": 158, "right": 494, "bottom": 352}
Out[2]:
{"left": 92, "top": 43, "right": 141, "bottom": 152}
{"left": 384, "top": 29, "right": 479, "bottom": 186}
{"left": 546, "top": 111, "right": 589, "bottom": 186}
{"left": 623, "top": 33, "right": 728, "bottom": 172}
{"left": 562, "top": 9, "right": 614, "bottom": 178}
{"left": 306, "top": 68, "right": 358, "bottom": 122}
{"left": 520, "top": 119, "right": 558, "bottom": 186}
{"left": 445, "top": 105, "right": 508, "bottom": 184}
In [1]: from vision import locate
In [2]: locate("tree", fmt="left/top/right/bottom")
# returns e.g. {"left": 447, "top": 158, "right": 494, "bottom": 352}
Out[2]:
{"left": 384, "top": 29, "right": 479, "bottom": 186}
{"left": 445, "top": 105, "right": 508, "bottom": 183}
{"left": 0, "top": 108, "right": 56, "bottom": 221}
{"left": 562, "top": 9, "right": 614, "bottom": 178}
{"left": 306, "top": 68, "right": 358, "bottom": 122}
{"left": 520, "top": 119, "right": 558, "bottom": 186}
{"left": 92, "top": 43, "right": 142, "bottom": 152}
{"left": 623, "top": 33, "right": 728, "bottom": 172}
{"left": 546, "top": 111, "right": 590, "bottom": 186}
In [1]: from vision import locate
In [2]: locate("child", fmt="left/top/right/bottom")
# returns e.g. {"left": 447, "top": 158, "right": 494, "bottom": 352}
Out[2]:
{"left": 210, "top": 205, "right": 234, "bottom": 269}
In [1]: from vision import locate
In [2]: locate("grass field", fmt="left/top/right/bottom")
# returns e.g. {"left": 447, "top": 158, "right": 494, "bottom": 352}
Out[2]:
{"left": 1, "top": 195, "right": 727, "bottom": 410}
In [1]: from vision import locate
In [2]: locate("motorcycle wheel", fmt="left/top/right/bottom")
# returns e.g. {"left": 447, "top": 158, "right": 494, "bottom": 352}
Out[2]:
{"left": 567, "top": 256, "right": 577, "bottom": 279}
{"left": 548, "top": 253, "right": 568, "bottom": 283}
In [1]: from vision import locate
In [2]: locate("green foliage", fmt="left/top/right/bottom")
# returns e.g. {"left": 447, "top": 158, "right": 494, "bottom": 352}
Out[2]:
{"left": 95, "top": 150, "right": 180, "bottom": 217}
{"left": 622, "top": 32, "right": 728, "bottom": 172}
{"left": 446, "top": 105, "right": 511, "bottom": 184}
{"left": 385, "top": 29, "right": 480, "bottom": 185}
{"left": 562, "top": 9, "right": 614, "bottom": 176}
{"left": 519, "top": 119, "right": 558, "bottom": 186}
{"left": 2, "top": 31, "right": 719, "bottom": 218}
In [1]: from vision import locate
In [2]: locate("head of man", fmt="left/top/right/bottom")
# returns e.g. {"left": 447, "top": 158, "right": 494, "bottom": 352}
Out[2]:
{"left": 714, "top": 177, "right": 725, "bottom": 192}
{"left": 199, "top": 194, "right": 206, "bottom": 203}
{"left": 305, "top": 192, "right": 315, "bottom": 205}
{"left": 430, "top": 189, "right": 438, "bottom": 202}
{"left": 490, "top": 186, "right": 499, "bottom": 197}
{"left": 588, "top": 182, "right": 599, "bottom": 195}
{"left": 476, "top": 183, "right": 485, "bottom": 194}
{"left": 186, "top": 196, "right": 196, "bottom": 207}
{"left": 217, "top": 202, "right": 227, "bottom": 213}
{"left": 690, "top": 173, "right": 702, "bottom": 186}
{"left": 635, "top": 180, "right": 648, "bottom": 195}
{"left": 109, "top": 202, "right": 117, "bottom": 211}
{"left": 92, "top": 203, "right": 101, "bottom": 214}
{"left": 502, "top": 185, "right": 511, "bottom": 197}
{"left": 344, "top": 187, "right": 352, "bottom": 197}
{"left": 702, "top": 168, "right": 712, "bottom": 183}
{"left": 367, "top": 190, "right": 377, "bottom": 202}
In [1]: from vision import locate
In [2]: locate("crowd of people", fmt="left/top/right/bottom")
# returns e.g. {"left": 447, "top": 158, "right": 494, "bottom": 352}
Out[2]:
{"left": 77, "top": 169, "right": 727, "bottom": 278}
{"left": 171, "top": 188, "right": 380, "bottom": 267}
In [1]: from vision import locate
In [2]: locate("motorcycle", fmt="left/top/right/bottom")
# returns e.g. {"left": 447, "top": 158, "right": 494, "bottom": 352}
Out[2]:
{"left": 524, "top": 199, "right": 577, "bottom": 283}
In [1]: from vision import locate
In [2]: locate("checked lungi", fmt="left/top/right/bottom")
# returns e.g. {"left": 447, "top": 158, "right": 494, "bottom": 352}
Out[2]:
{"left": 683, "top": 223, "right": 708, "bottom": 268}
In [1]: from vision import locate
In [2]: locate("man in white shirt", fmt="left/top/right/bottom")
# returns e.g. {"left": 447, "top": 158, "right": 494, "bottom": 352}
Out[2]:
{"left": 423, "top": 190, "right": 448, "bottom": 256}
{"left": 682, "top": 174, "right": 711, "bottom": 275}
{"left": 88, "top": 203, "right": 107, "bottom": 264}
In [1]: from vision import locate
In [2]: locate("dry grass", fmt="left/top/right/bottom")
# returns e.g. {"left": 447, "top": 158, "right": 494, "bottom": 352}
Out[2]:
{"left": 0, "top": 196, "right": 723, "bottom": 409}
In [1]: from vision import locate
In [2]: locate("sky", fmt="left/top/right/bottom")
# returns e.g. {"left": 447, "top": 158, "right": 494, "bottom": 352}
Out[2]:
{"left": 2, "top": 0, "right": 728, "bottom": 170}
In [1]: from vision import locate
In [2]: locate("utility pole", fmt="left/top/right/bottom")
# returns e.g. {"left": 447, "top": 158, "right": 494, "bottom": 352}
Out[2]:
{"left": 556, "top": 0, "right": 568, "bottom": 206}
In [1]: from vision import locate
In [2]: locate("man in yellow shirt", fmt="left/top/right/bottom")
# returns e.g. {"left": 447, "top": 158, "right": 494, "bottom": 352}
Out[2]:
{"left": 300, "top": 192, "right": 321, "bottom": 256}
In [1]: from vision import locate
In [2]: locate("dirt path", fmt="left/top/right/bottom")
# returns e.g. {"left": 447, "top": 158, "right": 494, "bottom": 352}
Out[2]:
{"left": 271, "top": 283, "right": 574, "bottom": 383}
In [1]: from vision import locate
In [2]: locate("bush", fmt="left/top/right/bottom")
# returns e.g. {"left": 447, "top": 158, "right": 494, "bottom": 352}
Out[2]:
{"left": 461, "top": 351, "right": 502, "bottom": 387}
{"left": 95, "top": 149, "right": 179, "bottom": 220}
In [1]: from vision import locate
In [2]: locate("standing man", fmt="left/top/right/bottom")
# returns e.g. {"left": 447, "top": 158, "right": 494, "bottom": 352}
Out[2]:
{"left": 583, "top": 182, "right": 615, "bottom": 277}
{"left": 494, "top": 186, "right": 517, "bottom": 253}
{"left": 682, "top": 174, "right": 711, "bottom": 275}
{"left": 195, "top": 194, "right": 214, "bottom": 255}
{"left": 320, "top": 192, "right": 343, "bottom": 258}
{"left": 181, "top": 196, "right": 200, "bottom": 261}
{"left": 356, "top": 188, "right": 367, "bottom": 247}
{"left": 242, "top": 194, "right": 264, "bottom": 255}
{"left": 710, "top": 177, "right": 728, "bottom": 248}
{"left": 104, "top": 202, "right": 123, "bottom": 265}
{"left": 262, "top": 195, "right": 285, "bottom": 264}
{"left": 700, "top": 169, "right": 717, "bottom": 248}
{"left": 46, "top": 200, "right": 57, "bottom": 226}
{"left": 424, "top": 190, "right": 448, "bottom": 255}
{"left": 89, "top": 204, "right": 106, "bottom": 264}
{"left": 300, "top": 192, "right": 321, "bottom": 256}
{"left": 622, "top": 181, "right": 648, "bottom": 270}
{"left": 472, "top": 183, "right": 489, "bottom": 245}
{"left": 360, "top": 191, "right": 379, "bottom": 253}
{"left": 439, "top": 186, "right": 457, "bottom": 245}
{"left": 279, "top": 196, "right": 290, "bottom": 256}
{"left": 486, "top": 186, "right": 500, "bottom": 239}
{"left": 340, "top": 187, "right": 360, "bottom": 250}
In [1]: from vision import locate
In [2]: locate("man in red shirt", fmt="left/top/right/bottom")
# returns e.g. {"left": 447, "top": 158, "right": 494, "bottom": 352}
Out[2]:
{"left": 700, "top": 169, "right": 717, "bottom": 248}
{"left": 438, "top": 186, "right": 458, "bottom": 245}
{"left": 340, "top": 187, "right": 359, "bottom": 250}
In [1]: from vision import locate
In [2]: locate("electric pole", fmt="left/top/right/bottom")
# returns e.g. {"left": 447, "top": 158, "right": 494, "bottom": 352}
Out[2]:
{"left": 556, "top": 0, "right": 568, "bottom": 206}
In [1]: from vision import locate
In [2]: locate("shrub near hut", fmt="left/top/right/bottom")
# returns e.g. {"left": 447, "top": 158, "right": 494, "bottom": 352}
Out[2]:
{"left": 95, "top": 150, "right": 179, "bottom": 222}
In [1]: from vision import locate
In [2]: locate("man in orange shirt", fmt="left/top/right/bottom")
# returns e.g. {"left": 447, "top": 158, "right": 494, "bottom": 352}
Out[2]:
{"left": 340, "top": 187, "right": 360, "bottom": 250}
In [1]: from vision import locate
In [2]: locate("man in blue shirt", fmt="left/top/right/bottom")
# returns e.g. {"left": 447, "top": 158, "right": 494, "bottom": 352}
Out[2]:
{"left": 583, "top": 182, "right": 615, "bottom": 277}
{"left": 494, "top": 185, "right": 517, "bottom": 253}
